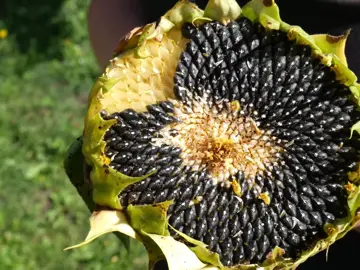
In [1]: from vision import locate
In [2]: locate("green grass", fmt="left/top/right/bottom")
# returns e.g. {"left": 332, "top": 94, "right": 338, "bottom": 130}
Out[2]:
{"left": 0, "top": 1, "right": 147, "bottom": 269}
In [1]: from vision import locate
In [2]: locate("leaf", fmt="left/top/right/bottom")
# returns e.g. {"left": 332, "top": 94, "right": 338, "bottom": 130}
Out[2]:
{"left": 143, "top": 231, "right": 208, "bottom": 270}
{"left": 242, "top": 0, "right": 281, "bottom": 26}
{"left": 169, "top": 225, "right": 223, "bottom": 268}
{"left": 350, "top": 121, "right": 360, "bottom": 139}
{"left": 65, "top": 210, "right": 140, "bottom": 251}
{"left": 311, "top": 30, "right": 350, "bottom": 67}
{"left": 204, "top": 0, "right": 242, "bottom": 24}
{"left": 126, "top": 201, "right": 173, "bottom": 236}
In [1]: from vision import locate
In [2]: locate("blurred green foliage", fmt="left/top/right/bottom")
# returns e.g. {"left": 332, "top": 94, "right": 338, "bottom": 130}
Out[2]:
{"left": 0, "top": 0, "right": 147, "bottom": 269}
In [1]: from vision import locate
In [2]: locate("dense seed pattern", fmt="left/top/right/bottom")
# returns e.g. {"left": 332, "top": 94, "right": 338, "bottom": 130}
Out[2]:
{"left": 102, "top": 18, "right": 360, "bottom": 267}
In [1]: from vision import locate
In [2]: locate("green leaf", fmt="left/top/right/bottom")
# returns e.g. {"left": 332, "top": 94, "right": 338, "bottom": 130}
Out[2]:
{"left": 311, "top": 30, "right": 350, "bottom": 67}
{"left": 204, "top": 0, "right": 242, "bottom": 24}
{"left": 164, "top": 0, "right": 205, "bottom": 26}
{"left": 126, "top": 201, "right": 173, "bottom": 236}
{"left": 242, "top": 0, "right": 281, "bottom": 25}
{"left": 350, "top": 121, "right": 360, "bottom": 139}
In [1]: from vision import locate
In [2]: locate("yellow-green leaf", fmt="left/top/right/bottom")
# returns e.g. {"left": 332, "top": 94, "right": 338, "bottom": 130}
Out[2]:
{"left": 204, "top": 0, "right": 242, "bottom": 24}
{"left": 169, "top": 225, "right": 223, "bottom": 268}
{"left": 143, "top": 231, "right": 208, "bottom": 270}
{"left": 126, "top": 201, "right": 173, "bottom": 236}
{"left": 65, "top": 210, "right": 140, "bottom": 250}
{"left": 311, "top": 30, "right": 350, "bottom": 67}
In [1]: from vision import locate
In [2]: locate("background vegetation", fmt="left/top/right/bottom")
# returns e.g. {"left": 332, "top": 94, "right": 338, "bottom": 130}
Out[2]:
{"left": 0, "top": 1, "right": 147, "bottom": 269}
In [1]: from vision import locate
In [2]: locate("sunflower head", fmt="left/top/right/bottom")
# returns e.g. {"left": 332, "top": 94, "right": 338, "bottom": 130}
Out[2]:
{"left": 64, "top": 1, "right": 360, "bottom": 269}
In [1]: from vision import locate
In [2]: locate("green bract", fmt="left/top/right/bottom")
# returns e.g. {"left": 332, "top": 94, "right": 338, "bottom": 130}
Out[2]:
{"left": 64, "top": 0, "right": 360, "bottom": 269}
